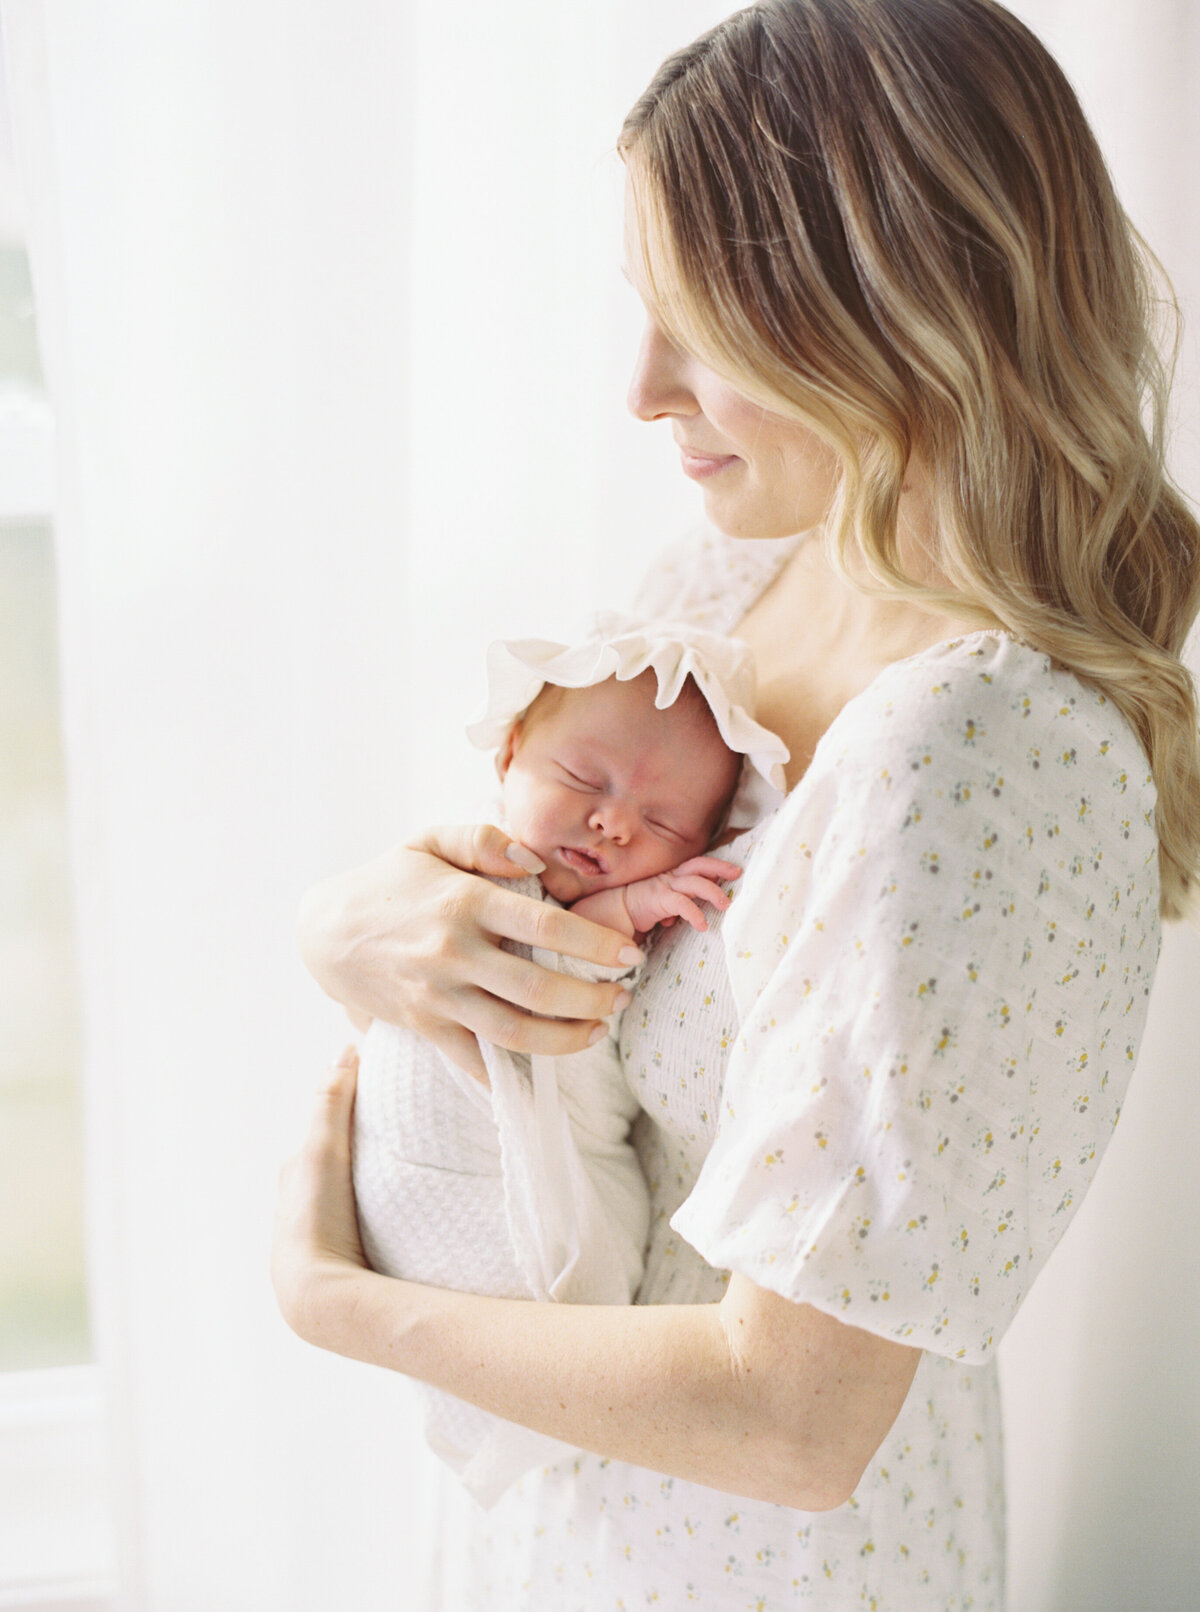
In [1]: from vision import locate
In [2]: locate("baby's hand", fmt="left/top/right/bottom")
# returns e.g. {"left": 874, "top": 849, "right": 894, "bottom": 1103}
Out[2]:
{"left": 622, "top": 856, "right": 742, "bottom": 936}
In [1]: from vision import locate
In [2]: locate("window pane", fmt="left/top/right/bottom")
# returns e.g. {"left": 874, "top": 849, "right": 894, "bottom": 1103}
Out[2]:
{"left": 0, "top": 241, "right": 43, "bottom": 385}
{"left": 0, "top": 514, "right": 89, "bottom": 1371}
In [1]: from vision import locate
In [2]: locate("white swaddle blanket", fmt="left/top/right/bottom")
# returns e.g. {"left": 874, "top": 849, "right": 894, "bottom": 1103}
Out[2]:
{"left": 352, "top": 881, "right": 647, "bottom": 1507}
{"left": 352, "top": 615, "right": 790, "bottom": 1507}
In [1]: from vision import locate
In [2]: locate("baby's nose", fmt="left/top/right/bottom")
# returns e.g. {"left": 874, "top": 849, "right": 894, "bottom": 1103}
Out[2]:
{"left": 589, "top": 799, "right": 633, "bottom": 845}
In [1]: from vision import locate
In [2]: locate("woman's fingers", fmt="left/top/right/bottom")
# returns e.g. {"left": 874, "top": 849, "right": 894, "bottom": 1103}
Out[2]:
{"left": 272, "top": 1048, "right": 370, "bottom": 1339}
{"left": 307, "top": 1044, "right": 358, "bottom": 1149}
{"left": 296, "top": 835, "right": 641, "bottom": 1067}
{"left": 477, "top": 881, "right": 643, "bottom": 969}
{"left": 305, "top": 1047, "right": 360, "bottom": 1179}
{"left": 316, "top": 1042, "right": 358, "bottom": 1099}
{"left": 480, "top": 945, "right": 627, "bottom": 1021}
{"left": 444, "top": 986, "right": 614, "bottom": 1060}
{"left": 407, "top": 822, "right": 547, "bottom": 879}
{"left": 428, "top": 1022, "right": 489, "bottom": 1084}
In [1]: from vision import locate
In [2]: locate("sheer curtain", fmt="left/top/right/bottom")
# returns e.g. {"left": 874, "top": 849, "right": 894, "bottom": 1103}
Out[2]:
{"left": 1, "top": 2, "right": 1196, "bottom": 1608}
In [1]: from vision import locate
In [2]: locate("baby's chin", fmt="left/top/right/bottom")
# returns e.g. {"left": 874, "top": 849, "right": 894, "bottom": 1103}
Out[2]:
{"left": 537, "top": 853, "right": 637, "bottom": 907}
{"left": 538, "top": 866, "right": 579, "bottom": 904}
{"left": 538, "top": 862, "right": 607, "bottom": 905}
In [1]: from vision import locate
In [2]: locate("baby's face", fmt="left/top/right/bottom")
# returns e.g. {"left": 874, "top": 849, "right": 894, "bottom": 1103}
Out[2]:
{"left": 497, "top": 672, "right": 741, "bottom": 904}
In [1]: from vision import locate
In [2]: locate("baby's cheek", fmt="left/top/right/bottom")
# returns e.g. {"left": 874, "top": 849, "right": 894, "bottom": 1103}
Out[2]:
{"left": 502, "top": 795, "right": 570, "bottom": 881}
{"left": 499, "top": 780, "right": 542, "bottom": 844}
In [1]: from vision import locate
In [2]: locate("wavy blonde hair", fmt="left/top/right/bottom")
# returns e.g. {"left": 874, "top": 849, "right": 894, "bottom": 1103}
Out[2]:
{"left": 620, "top": 0, "right": 1200, "bottom": 924}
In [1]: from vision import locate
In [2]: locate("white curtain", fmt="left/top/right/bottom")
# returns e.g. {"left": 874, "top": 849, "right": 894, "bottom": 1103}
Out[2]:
{"left": 2, "top": 2, "right": 1196, "bottom": 1608}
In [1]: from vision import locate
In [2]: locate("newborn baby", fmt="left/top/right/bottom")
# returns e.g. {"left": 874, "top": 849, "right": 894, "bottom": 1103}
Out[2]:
{"left": 351, "top": 617, "right": 788, "bottom": 1503}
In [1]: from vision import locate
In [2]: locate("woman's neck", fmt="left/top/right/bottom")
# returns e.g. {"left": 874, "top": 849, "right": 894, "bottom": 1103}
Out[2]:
{"left": 735, "top": 535, "right": 978, "bottom": 791}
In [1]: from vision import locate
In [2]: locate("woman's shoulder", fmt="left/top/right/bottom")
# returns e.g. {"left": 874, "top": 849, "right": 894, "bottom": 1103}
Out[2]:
{"left": 822, "top": 628, "right": 1153, "bottom": 797}
{"left": 772, "top": 627, "right": 1162, "bottom": 924}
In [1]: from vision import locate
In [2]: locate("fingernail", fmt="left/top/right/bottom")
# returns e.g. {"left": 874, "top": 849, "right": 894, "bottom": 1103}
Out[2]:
{"left": 618, "top": 946, "right": 644, "bottom": 966}
{"left": 613, "top": 989, "right": 633, "bottom": 1011}
{"left": 507, "top": 842, "right": 546, "bottom": 874}
{"left": 336, "top": 1045, "right": 358, "bottom": 1067}
{"left": 587, "top": 1023, "right": 607, "bottom": 1046}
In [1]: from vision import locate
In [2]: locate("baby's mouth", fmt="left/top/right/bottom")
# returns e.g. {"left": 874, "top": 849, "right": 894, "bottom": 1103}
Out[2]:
{"left": 559, "top": 846, "right": 608, "bottom": 878}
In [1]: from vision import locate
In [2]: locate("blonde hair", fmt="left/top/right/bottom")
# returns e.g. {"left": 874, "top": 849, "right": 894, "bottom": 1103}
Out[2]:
{"left": 620, "top": 0, "right": 1200, "bottom": 924}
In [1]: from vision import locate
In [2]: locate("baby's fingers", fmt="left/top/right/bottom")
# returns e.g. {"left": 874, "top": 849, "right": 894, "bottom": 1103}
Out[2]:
{"left": 669, "top": 855, "right": 742, "bottom": 882}
{"left": 665, "top": 874, "right": 733, "bottom": 910}
{"left": 661, "top": 890, "right": 709, "bottom": 932}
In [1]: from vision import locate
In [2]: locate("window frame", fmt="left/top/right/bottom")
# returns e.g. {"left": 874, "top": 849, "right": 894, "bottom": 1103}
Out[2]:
{"left": 0, "top": 1365, "right": 116, "bottom": 1609}
{"left": 0, "top": 367, "right": 113, "bottom": 1611}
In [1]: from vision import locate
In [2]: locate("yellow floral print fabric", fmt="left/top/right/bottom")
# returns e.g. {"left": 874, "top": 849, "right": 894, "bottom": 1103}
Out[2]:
{"left": 430, "top": 533, "right": 1162, "bottom": 1611}
{"left": 672, "top": 630, "right": 1161, "bottom": 1361}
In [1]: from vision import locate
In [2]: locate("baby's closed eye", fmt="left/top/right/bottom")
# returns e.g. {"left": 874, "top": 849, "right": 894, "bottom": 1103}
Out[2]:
{"left": 556, "top": 764, "right": 601, "bottom": 791}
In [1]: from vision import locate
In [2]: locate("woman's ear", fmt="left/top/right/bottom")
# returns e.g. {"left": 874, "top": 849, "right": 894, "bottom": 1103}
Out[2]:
{"left": 495, "top": 721, "right": 522, "bottom": 780}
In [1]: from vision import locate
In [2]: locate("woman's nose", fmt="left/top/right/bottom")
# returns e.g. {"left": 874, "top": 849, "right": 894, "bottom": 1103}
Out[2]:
{"left": 589, "top": 800, "right": 633, "bottom": 845}
{"left": 626, "top": 318, "right": 697, "bottom": 422}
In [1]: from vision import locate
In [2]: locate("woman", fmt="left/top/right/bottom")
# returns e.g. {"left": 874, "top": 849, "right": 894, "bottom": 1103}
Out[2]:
{"left": 272, "top": 1, "right": 1200, "bottom": 1605}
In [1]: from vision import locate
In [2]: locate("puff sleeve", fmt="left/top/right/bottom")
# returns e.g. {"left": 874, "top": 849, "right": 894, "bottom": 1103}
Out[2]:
{"left": 671, "top": 633, "right": 1161, "bottom": 1362}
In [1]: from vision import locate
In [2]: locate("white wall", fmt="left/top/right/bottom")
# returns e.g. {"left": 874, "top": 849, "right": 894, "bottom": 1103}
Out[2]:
{"left": 998, "top": 6, "right": 1200, "bottom": 1606}
{"left": 2, "top": 1, "right": 1196, "bottom": 1607}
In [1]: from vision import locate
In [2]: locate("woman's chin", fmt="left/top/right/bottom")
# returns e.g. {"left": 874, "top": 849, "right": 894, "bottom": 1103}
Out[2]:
{"left": 700, "top": 489, "right": 818, "bottom": 542}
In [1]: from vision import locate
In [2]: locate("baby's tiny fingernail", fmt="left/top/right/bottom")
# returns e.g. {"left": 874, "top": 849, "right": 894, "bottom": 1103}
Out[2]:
{"left": 336, "top": 1044, "right": 358, "bottom": 1068}
{"left": 613, "top": 989, "right": 633, "bottom": 1012}
{"left": 587, "top": 1023, "right": 607, "bottom": 1046}
{"left": 618, "top": 945, "right": 644, "bottom": 966}
{"left": 506, "top": 842, "right": 546, "bottom": 874}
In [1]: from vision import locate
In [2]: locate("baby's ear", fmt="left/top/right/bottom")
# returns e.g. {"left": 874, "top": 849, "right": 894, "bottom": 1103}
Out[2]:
{"left": 495, "top": 722, "right": 522, "bottom": 780}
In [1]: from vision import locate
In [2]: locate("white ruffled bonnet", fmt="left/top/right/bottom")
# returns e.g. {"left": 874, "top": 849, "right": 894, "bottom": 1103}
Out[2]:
{"left": 465, "top": 612, "right": 790, "bottom": 794}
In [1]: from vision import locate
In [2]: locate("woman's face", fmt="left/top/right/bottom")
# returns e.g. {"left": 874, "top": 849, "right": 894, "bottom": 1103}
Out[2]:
{"left": 626, "top": 315, "right": 841, "bottom": 540}
{"left": 624, "top": 200, "right": 840, "bottom": 540}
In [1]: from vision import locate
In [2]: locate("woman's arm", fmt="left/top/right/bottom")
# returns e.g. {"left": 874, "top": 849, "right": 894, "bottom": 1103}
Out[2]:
{"left": 297, "top": 825, "right": 643, "bottom": 1079}
{"left": 273, "top": 1050, "right": 922, "bottom": 1511}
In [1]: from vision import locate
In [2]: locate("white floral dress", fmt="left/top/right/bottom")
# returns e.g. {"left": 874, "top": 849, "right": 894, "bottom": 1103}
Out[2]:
{"left": 427, "top": 533, "right": 1162, "bottom": 1611}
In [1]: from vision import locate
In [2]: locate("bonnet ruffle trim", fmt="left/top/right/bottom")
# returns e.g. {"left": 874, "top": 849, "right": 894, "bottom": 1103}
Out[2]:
{"left": 465, "top": 612, "right": 789, "bottom": 794}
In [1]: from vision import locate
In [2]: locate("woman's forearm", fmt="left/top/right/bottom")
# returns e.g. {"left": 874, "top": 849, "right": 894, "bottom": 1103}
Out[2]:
{"left": 274, "top": 1051, "right": 920, "bottom": 1515}
{"left": 304, "top": 1265, "right": 916, "bottom": 1512}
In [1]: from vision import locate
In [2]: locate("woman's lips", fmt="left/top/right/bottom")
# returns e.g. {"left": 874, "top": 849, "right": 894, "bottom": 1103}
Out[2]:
{"left": 679, "top": 447, "right": 739, "bottom": 481}
{"left": 560, "top": 846, "right": 608, "bottom": 877}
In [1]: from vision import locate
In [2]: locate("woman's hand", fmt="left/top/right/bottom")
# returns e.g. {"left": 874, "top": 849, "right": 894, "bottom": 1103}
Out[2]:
{"left": 297, "top": 825, "right": 643, "bottom": 1081}
{"left": 271, "top": 1046, "right": 369, "bottom": 1350}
